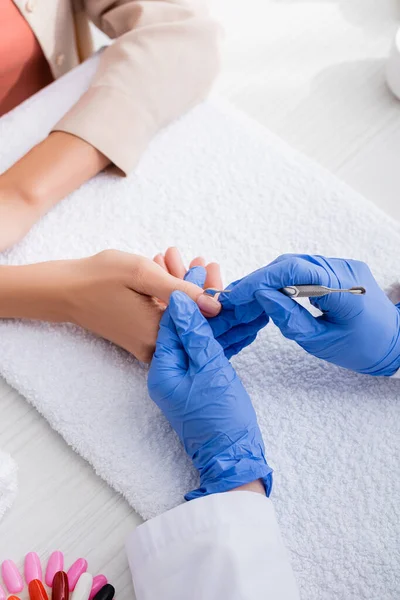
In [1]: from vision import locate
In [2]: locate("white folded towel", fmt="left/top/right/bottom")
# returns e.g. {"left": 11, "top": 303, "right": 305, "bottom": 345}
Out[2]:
{"left": 0, "top": 450, "right": 17, "bottom": 522}
{"left": 0, "top": 56, "right": 399, "bottom": 599}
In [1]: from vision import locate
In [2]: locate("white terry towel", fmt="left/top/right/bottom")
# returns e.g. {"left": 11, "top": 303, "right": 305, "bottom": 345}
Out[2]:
{"left": 0, "top": 450, "right": 17, "bottom": 522}
{"left": 0, "top": 56, "right": 399, "bottom": 599}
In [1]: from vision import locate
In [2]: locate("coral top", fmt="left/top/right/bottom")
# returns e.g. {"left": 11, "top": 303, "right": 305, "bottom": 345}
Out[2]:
{"left": 0, "top": 1, "right": 53, "bottom": 117}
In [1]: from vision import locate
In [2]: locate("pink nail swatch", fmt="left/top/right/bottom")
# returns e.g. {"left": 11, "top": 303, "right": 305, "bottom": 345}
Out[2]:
{"left": 25, "top": 553, "right": 42, "bottom": 585}
{"left": 89, "top": 575, "right": 108, "bottom": 600}
{"left": 0, "top": 583, "right": 7, "bottom": 600}
{"left": 67, "top": 559, "right": 88, "bottom": 591}
{"left": 1, "top": 560, "right": 24, "bottom": 594}
{"left": 45, "top": 552, "right": 64, "bottom": 587}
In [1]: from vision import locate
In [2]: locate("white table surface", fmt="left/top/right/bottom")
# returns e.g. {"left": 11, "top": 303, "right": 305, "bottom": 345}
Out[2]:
{"left": 1, "top": 1, "right": 399, "bottom": 598}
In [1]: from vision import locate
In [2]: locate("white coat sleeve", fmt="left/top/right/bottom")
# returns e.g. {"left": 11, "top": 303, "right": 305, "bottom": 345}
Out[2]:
{"left": 126, "top": 491, "right": 300, "bottom": 600}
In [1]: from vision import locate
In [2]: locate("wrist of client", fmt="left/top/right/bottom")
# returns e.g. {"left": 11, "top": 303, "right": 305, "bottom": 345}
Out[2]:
{"left": 1, "top": 132, "right": 109, "bottom": 213}
{"left": 0, "top": 260, "right": 78, "bottom": 323}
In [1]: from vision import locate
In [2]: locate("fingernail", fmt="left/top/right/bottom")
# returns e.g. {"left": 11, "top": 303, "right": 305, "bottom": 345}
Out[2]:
{"left": 28, "top": 580, "right": 48, "bottom": 600}
{"left": 8, "top": 596, "right": 21, "bottom": 600}
{"left": 2, "top": 560, "right": 24, "bottom": 594}
{"left": 92, "top": 584, "right": 115, "bottom": 600}
{"left": 67, "top": 560, "right": 88, "bottom": 592}
{"left": 197, "top": 294, "right": 221, "bottom": 317}
{"left": 89, "top": 576, "right": 108, "bottom": 600}
{"left": 71, "top": 573, "right": 93, "bottom": 600}
{"left": 46, "top": 553, "right": 64, "bottom": 587}
{"left": 25, "top": 553, "right": 42, "bottom": 585}
{"left": 0, "top": 584, "right": 7, "bottom": 600}
{"left": 52, "top": 572, "right": 69, "bottom": 600}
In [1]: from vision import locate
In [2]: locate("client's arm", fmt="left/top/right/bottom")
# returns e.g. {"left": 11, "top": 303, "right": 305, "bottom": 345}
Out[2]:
{"left": 0, "top": 132, "right": 109, "bottom": 252}
{"left": 0, "top": 0, "right": 219, "bottom": 253}
{"left": 0, "top": 250, "right": 221, "bottom": 362}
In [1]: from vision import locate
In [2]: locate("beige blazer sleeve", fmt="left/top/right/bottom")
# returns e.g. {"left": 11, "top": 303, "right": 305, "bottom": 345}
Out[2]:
{"left": 53, "top": 0, "right": 220, "bottom": 174}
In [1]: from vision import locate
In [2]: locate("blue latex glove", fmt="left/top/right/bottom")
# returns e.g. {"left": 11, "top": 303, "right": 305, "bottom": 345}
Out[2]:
{"left": 209, "top": 280, "right": 269, "bottom": 359}
{"left": 148, "top": 267, "right": 272, "bottom": 501}
{"left": 188, "top": 267, "right": 269, "bottom": 359}
{"left": 210, "top": 255, "right": 400, "bottom": 376}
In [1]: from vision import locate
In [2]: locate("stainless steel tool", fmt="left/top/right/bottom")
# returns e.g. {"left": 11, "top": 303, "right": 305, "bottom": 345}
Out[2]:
{"left": 204, "top": 285, "right": 366, "bottom": 298}
{"left": 280, "top": 285, "right": 366, "bottom": 298}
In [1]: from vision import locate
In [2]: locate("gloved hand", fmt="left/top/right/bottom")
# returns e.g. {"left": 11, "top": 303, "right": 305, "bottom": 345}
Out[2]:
{"left": 209, "top": 255, "right": 400, "bottom": 376}
{"left": 148, "top": 267, "right": 272, "bottom": 500}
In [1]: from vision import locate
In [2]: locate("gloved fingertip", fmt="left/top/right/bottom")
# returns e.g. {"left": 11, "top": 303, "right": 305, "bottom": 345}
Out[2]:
{"left": 184, "top": 266, "right": 207, "bottom": 287}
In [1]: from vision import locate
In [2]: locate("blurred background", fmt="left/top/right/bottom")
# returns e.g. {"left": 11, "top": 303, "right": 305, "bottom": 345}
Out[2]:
{"left": 214, "top": 0, "right": 400, "bottom": 221}
{"left": 94, "top": 0, "right": 400, "bottom": 220}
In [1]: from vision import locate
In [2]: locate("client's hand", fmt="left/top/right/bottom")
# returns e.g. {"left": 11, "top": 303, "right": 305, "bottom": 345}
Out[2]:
{"left": 4, "top": 251, "right": 222, "bottom": 363}
{"left": 148, "top": 267, "right": 272, "bottom": 499}
{"left": 64, "top": 251, "right": 222, "bottom": 362}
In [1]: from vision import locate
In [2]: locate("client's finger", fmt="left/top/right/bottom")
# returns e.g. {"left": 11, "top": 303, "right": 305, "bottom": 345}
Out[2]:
{"left": 205, "top": 262, "right": 223, "bottom": 291}
{"left": 165, "top": 247, "right": 187, "bottom": 279}
{"left": 153, "top": 253, "right": 167, "bottom": 271}
{"left": 185, "top": 266, "right": 222, "bottom": 317}
{"left": 190, "top": 256, "right": 206, "bottom": 268}
{"left": 130, "top": 258, "right": 221, "bottom": 317}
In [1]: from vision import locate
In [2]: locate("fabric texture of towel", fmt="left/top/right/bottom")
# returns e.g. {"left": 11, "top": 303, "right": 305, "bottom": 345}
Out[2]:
{"left": 0, "top": 450, "right": 17, "bottom": 522}
{"left": 0, "top": 56, "right": 399, "bottom": 599}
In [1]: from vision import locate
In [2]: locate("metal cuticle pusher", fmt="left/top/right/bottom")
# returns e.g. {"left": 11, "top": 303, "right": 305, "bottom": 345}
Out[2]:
{"left": 280, "top": 285, "right": 366, "bottom": 298}
{"left": 204, "top": 286, "right": 366, "bottom": 299}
